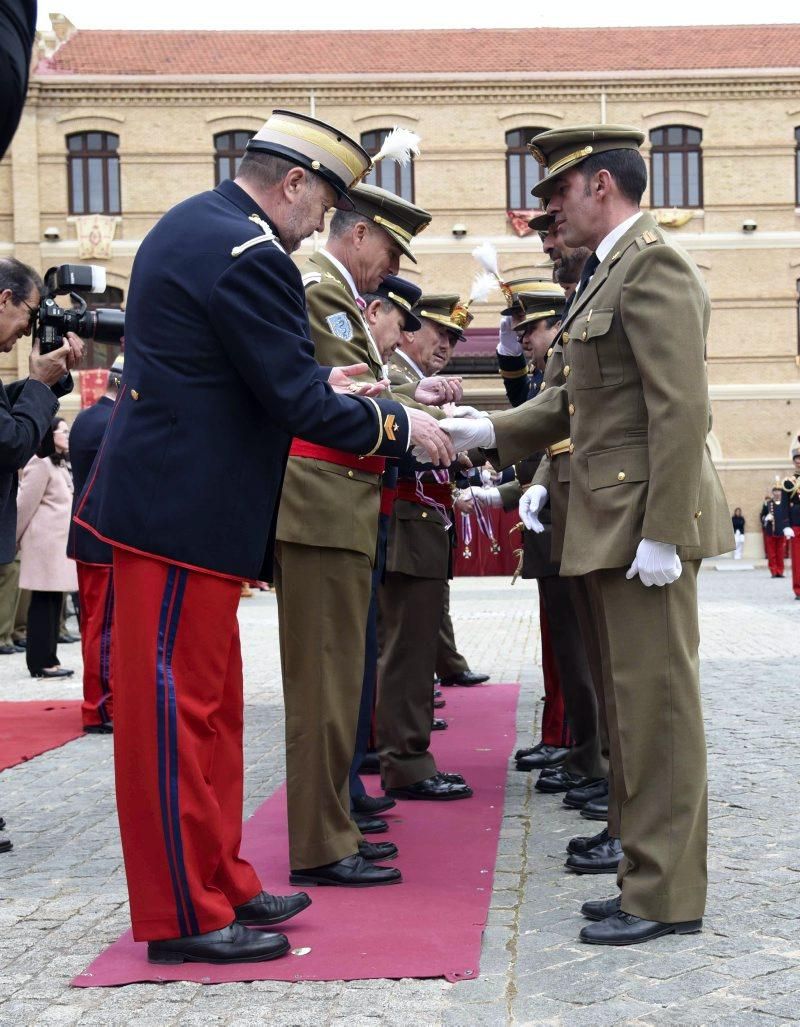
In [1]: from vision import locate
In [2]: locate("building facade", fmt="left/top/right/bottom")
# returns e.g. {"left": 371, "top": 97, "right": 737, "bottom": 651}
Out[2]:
{"left": 2, "top": 18, "right": 800, "bottom": 547}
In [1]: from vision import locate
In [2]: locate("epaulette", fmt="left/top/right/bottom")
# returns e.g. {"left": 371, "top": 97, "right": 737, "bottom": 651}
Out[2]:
{"left": 635, "top": 229, "right": 660, "bottom": 250}
{"left": 231, "top": 214, "right": 276, "bottom": 258}
{"left": 302, "top": 272, "right": 322, "bottom": 287}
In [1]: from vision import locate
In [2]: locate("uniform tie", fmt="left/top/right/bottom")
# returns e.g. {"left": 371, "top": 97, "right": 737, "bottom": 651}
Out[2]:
{"left": 576, "top": 251, "right": 600, "bottom": 297}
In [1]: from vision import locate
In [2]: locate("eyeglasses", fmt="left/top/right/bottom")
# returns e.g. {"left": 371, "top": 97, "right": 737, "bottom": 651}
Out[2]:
{"left": 20, "top": 298, "right": 37, "bottom": 328}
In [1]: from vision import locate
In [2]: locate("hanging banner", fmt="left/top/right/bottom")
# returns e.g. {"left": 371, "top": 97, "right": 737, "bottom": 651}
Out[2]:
{"left": 74, "top": 215, "right": 117, "bottom": 260}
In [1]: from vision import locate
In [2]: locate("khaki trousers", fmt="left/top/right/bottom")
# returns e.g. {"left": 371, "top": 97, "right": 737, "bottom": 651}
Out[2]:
{"left": 0, "top": 559, "right": 20, "bottom": 645}
{"left": 376, "top": 572, "right": 445, "bottom": 788}
{"left": 274, "top": 541, "right": 371, "bottom": 870}
{"left": 569, "top": 574, "right": 617, "bottom": 835}
{"left": 586, "top": 561, "right": 707, "bottom": 923}
{"left": 435, "top": 581, "right": 469, "bottom": 679}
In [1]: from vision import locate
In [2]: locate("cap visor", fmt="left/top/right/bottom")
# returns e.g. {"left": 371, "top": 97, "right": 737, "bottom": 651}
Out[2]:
{"left": 379, "top": 225, "right": 416, "bottom": 263}
{"left": 403, "top": 311, "right": 422, "bottom": 332}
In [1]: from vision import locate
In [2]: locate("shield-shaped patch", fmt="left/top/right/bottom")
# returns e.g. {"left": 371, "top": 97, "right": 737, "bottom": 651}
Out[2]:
{"left": 326, "top": 312, "right": 353, "bottom": 341}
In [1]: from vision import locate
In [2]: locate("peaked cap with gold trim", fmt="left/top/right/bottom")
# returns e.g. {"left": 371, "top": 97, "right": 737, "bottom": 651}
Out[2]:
{"left": 375, "top": 274, "right": 422, "bottom": 332}
{"left": 527, "top": 211, "right": 554, "bottom": 233}
{"left": 501, "top": 276, "right": 558, "bottom": 317}
{"left": 413, "top": 294, "right": 467, "bottom": 340}
{"left": 511, "top": 284, "right": 566, "bottom": 333}
{"left": 246, "top": 109, "right": 371, "bottom": 211}
{"left": 528, "top": 125, "right": 646, "bottom": 199}
{"left": 348, "top": 183, "right": 432, "bottom": 262}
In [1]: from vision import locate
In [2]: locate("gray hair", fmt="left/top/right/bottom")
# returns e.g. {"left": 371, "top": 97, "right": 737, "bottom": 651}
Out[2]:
{"left": 0, "top": 257, "right": 43, "bottom": 303}
{"left": 237, "top": 152, "right": 303, "bottom": 190}
{"left": 328, "top": 209, "right": 373, "bottom": 239}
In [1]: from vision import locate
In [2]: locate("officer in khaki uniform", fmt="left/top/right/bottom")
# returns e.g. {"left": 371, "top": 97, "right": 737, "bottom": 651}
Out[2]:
{"left": 377, "top": 296, "right": 474, "bottom": 800}
{"left": 275, "top": 182, "right": 433, "bottom": 886}
{"left": 442, "top": 126, "right": 732, "bottom": 945}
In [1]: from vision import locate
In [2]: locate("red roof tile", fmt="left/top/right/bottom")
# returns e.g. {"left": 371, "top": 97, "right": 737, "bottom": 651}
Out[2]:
{"left": 34, "top": 25, "right": 800, "bottom": 77}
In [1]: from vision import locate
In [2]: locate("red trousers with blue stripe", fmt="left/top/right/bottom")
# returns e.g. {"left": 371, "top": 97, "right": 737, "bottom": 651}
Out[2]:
{"left": 112, "top": 548, "right": 261, "bottom": 941}
{"left": 76, "top": 562, "right": 114, "bottom": 729}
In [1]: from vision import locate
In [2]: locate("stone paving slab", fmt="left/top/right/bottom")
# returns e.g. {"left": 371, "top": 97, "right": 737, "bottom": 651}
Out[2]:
{"left": 0, "top": 569, "right": 799, "bottom": 1024}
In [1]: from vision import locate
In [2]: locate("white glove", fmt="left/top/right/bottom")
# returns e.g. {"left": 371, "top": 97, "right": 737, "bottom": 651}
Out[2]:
{"left": 764, "top": 513, "right": 774, "bottom": 523}
{"left": 783, "top": 526, "right": 795, "bottom": 540}
{"left": 437, "top": 416, "right": 496, "bottom": 451}
{"left": 446, "top": 405, "right": 491, "bottom": 419}
{"left": 466, "top": 486, "right": 502, "bottom": 509}
{"left": 519, "top": 485, "right": 548, "bottom": 533}
{"left": 497, "top": 315, "right": 522, "bottom": 357}
{"left": 626, "top": 539, "right": 682, "bottom": 587}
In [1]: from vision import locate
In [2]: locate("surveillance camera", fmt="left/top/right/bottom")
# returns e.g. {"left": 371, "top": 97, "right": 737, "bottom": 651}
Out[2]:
{"left": 451, "top": 223, "right": 468, "bottom": 238}
{"left": 43, "top": 226, "right": 61, "bottom": 241}
{"left": 741, "top": 219, "right": 757, "bottom": 233}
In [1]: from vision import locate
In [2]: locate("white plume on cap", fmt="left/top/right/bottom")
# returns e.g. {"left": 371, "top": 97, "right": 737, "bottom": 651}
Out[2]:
{"left": 373, "top": 127, "right": 421, "bottom": 167}
{"left": 471, "top": 241, "right": 501, "bottom": 280}
{"left": 468, "top": 271, "right": 497, "bottom": 305}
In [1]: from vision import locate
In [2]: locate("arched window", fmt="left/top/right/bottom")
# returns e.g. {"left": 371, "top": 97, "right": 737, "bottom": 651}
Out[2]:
{"left": 214, "top": 131, "right": 251, "bottom": 185}
{"left": 81, "top": 285, "right": 124, "bottom": 370}
{"left": 505, "top": 128, "right": 546, "bottom": 209}
{"left": 67, "top": 132, "right": 121, "bottom": 215}
{"left": 360, "top": 129, "right": 414, "bottom": 202}
{"left": 649, "top": 126, "right": 703, "bottom": 209}
{"left": 795, "top": 127, "right": 800, "bottom": 206}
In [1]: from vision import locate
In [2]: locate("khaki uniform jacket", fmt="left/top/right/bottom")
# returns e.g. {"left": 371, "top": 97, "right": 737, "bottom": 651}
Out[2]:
{"left": 530, "top": 342, "right": 571, "bottom": 564}
{"left": 276, "top": 251, "right": 385, "bottom": 561}
{"left": 385, "top": 352, "right": 451, "bottom": 580}
{"left": 489, "top": 213, "right": 732, "bottom": 577}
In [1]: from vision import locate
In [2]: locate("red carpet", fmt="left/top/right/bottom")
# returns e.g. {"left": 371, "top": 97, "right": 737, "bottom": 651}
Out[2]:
{"left": 73, "top": 682, "right": 520, "bottom": 987}
{"left": 0, "top": 700, "right": 84, "bottom": 771}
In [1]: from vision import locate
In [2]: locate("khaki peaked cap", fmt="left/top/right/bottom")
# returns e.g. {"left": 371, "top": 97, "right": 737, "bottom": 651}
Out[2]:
{"left": 529, "top": 125, "right": 646, "bottom": 199}
{"left": 348, "top": 183, "right": 432, "bottom": 262}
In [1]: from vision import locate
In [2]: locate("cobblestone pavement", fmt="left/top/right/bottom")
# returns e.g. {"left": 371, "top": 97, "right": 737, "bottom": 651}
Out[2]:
{"left": 0, "top": 568, "right": 798, "bottom": 1025}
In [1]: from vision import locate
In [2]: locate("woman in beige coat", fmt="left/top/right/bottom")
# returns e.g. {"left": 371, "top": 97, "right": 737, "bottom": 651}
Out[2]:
{"left": 17, "top": 418, "right": 78, "bottom": 678}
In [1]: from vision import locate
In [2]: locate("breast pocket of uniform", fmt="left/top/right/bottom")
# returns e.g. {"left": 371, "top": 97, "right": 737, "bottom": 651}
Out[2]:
{"left": 568, "top": 309, "right": 621, "bottom": 390}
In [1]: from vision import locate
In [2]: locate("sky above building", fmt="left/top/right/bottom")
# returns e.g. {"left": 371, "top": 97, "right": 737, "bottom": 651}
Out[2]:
{"left": 37, "top": 1, "right": 800, "bottom": 30}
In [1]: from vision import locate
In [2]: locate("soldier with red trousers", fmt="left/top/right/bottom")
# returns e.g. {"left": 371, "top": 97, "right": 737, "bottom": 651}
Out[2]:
{"left": 67, "top": 355, "right": 124, "bottom": 734}
{"left": 761, "top": 485, "right": 789, "bottom": 578}
{"left": 74, "top": 109, "right": 450, "bottom": 966}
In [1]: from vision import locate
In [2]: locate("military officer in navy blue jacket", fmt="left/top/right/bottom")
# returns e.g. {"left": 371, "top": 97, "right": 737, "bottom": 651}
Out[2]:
{"left": 74, "top": 109, "right": 453, "bottom": 967}
{"left": 67, "top": 354, "right": 124, "bottom": 734}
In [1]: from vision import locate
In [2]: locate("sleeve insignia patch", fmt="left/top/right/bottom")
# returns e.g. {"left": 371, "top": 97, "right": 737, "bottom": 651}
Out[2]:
{"left": 326, "top": 312, "right": 353, "bottom": 341}
{"left": 384, "top": 414, "right": 397, "bottom": 441}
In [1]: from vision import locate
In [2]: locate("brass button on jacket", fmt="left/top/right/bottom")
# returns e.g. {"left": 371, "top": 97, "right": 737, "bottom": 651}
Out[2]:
{"left": 569, "top": 442, "right": 575, "bottom": 454}
{"left": 130, "top": 389, "right": 139, "bottom": 401}
{"left": 568, "top": 403, "right": 575, "bottom": 416}
{"left": 617, "top": 471, "right": 626, "bottom": 481}
{"left": 347, "top": 470, "right": 354, "bottom": 478}
{"left": 563, "top": 365, "right": 571, "bottom": 377}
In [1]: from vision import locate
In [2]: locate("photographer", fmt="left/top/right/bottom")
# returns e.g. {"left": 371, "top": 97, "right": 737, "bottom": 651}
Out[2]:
{"left": 0, "top": 256, "right": 82, "bottom": 853}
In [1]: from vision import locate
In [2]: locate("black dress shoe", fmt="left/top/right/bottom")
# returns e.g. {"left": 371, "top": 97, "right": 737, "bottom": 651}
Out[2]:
{"left": 84, "top": 723, "right": 113, "bottom": 735}
{"left": 580, "top": 894, "right": 621, "bottom": 921}
{"left": 431, "top": 718, "right": 448, "bottom": 731}
{"left": 0, "top": 818, "right": 5, "bottom": 830}
{"left": 433, "top": 689, "right": 442, "bottom": 699}
{"left": 359, "top": 753, "right": 381, "bottom": 775}
{"left": 386, "top": 774, "right": 473, "bottom": 801}
{"left": 0, "top": 644, "right": 18, "bottom": 655}
{"left": 536, "top": 769, "right": 601, "bottom": 794}
{"left": 148, "top": 922, "right": 290, "bottom": 964}
{"left": 580, "top": 795, "right": 609, "bottom": 821}
{"left": 563, "top": 777, "right": 608, "bottom": 810}
{"left": 30, "top": 667, "right": 74, "bottom": 679}
{"left": 0, "top": 839, "right": 12, "bottom": 854}
{"left": 58, "top": 633, "right": 80, "bottom": 644}
{"left": 437, "top": 771, "right": 466, "bottom": 785}
{"left": 234, "top": 890, "right": 311, "bottom": 926}
{"left": 514, "top": 743, "right": 570, "bottom": 768}
{"left": 567, "top": 827, "right": 609, "bottom": 855}
{"left": 358, "top": 840, "right": 398, "bottom": 861}
{"left": 433, "top": 697, "right": 446, "bottom": 709}
{"left": 579, "top": 910, "right": 702, "bottom": 946}
{"left": 352, "top": 794, "right": 396, "bottom": 816}
{"left": 565, "top": 835, "right": 622, "bottom": 874}
{"left": 352, "top": 813, "right": 388, "bottom": 835}
{"left": 290, "top": 853, "right": 401, "bottom": 887}
{"left": 440, "top": 670, "right": 490, "bottom": 687}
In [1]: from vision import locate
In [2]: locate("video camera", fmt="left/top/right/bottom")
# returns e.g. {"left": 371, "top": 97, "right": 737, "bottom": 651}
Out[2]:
{"left": 36, "top": 264, "right": 125, "bottom": 354}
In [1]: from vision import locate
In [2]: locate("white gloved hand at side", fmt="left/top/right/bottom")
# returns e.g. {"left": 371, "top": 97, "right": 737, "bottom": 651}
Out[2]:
{"left": 496, "top": 315, "right": 522, "bottom": 357}
{"left": 626, "top": 538, "right": 682, "bottom": 587}
{"left": 437, "top": 416, "right": 496, "bottom": 452}
{"left": 783, "top": 526, "right": 795, "bottom": 540}
{"left": 466, "top": 486, "right": 502, "bottom": 509}
{"left": 519, "top": 484, "right": 548, "bottom": 533}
